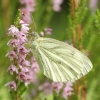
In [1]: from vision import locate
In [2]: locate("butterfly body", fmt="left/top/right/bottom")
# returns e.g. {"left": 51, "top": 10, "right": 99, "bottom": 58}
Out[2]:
{"left": 30, "top": 32, "right": 93, "bottom": 82}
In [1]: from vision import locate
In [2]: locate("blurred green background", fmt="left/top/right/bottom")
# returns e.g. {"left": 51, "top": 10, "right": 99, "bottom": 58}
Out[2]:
{"left": 0, "top": 0, "right": 100, "bottom": 100}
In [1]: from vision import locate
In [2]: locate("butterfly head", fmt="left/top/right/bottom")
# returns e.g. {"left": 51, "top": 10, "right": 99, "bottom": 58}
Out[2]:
{"left": 29, "top": 32, "right": 39, "bottom": 40}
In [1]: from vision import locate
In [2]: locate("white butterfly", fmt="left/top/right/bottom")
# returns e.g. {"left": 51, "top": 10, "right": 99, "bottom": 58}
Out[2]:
{"left": 29, "top": 32, "right": 93, "bottom": 82}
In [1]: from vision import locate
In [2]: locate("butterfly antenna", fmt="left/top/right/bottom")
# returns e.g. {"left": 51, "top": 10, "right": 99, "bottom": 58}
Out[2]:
{"left": 31, "top": 14, "right": 36, "bottom": 31}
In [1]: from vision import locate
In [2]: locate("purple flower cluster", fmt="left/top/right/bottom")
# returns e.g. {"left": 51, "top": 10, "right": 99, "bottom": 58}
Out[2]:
{"left": 62, "top": 82, "right": 73, "bottom": 99}
{"left": 40, "top": 28, "right": 52, "bottom": 36}
{"left": 5, "top": 20, "right": 38, "bottom": 91}
{"left": 19, "top": 0, "right": 36, "bottom": 23}
{"left": 89, "top": 0, "right": 98, "bottom": 12}
{"left": 5, "top": 21, "right": 73, "bottom": 100}
{"left": 38, "top": 82, "right": 73, "bottom": 99}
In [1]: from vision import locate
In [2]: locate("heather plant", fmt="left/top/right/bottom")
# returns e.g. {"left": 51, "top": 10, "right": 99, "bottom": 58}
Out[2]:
{"left": 0, "top": 0, "right": 100, "bottom": 100}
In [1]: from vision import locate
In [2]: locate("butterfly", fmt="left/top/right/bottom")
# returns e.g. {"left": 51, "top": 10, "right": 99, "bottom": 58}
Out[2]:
{"left": 29, "top": 32, "right": 93, "bottom": 82}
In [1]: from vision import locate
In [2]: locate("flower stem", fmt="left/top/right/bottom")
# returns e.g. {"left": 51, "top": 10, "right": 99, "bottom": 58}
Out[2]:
{"left": 70, "top": 0, "right": 76, "bottom": 47}
{"left": 70, "top": 1, "right": 87, "bottom": 100}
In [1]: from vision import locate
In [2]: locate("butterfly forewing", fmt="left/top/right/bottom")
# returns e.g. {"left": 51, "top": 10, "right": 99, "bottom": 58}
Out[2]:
{"left": 30, "top": 36, "right": 93, "bottom": 82}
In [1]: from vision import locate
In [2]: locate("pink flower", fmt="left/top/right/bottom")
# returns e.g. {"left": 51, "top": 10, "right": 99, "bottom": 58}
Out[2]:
{"left": 5, "top": 81, "right": 17, "bottom": 91}
{"left": 18, "top": 32, "right": 28, "bottom": 44}
{"left": 65, "top": 82, "right": 73, "bottom": 87}
{"left": 20, "top": 0, "right": 36, "bottom": 23}
{"left": 24, "top": 75, "right": 32, "bottom": 86}
{"left": 27, "top": 57, "right": 39, "bottom": 84}
{"left": 18, "top": 57, "right": 30, "bottom": 67}
{"left": 21, "top": 67, "right": 29, "bottom": 73}
{"left": 7, "top": 39, "right": 18, "bottom": 47}
{"left": 7, "top": 65, "right": 18, "bottom": 75}
{"left": 52, "top": 0, "right": 64, "bottom": 12}
{"left": 53, "top": 0, "right": 64, "bottom": 5}
{"left": 30, "top": 57, "right": 39, "bottom": 73}
{"left": 53, "top": 5, "right": 61, "bottom": 12}
{"left": 18, "top": 71, "right": 32, "bottom": 86}
{"left": 20, "top": 20, "right": 30, "bottom": 33}
{"left": 8, "top": 25, "right": 19, "bottom": 36}
{"left": 38, "top": 82, "right": 52, "bottom": 95}
{"left": 18, "top": 72, "right": 27, "bottom": 82}
{"left": 31, "top": 62, "right": 39, "bottom": 73}
{"left": 40, "top": 31, "right": 44, "bottom": 37}
{"left": 6, "top": 51, "right": 18, "bottom": 60}
{"left": 26, "top": 0, "right": 36, "bottom": 6}
{"left": 28, "top": 69, "right": 38, "bottom": 84}
{"left": 6, "top": 13, "right": 31, "bottom": 88}
{"left": 21, "top": 9, "right": 32, "bottom": 23}
{"left": 17, "top": 45, "right": 29, "bottom": 56}
{"left": 62, "top": 82, "right": 73, "bottom": 99}
{"left": 19, "top": 0, "right": 27, "bottom": 4}
{"left": 89, "top": 0, "right": 98, "bottom": 11}
{"left": 62, "top": 87, "right": 73, "bottom": 99}
{"left": 44, "top": 28, "right": 52, "bottom": 35}
{"left": 24, "top": 0, "right": 36, "bottom": 11}
{"left": 20, "top": 0, "right": 35, "bottom": 7}
{"left": 52, "top": 82, "right": 63, "bottom": 94}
